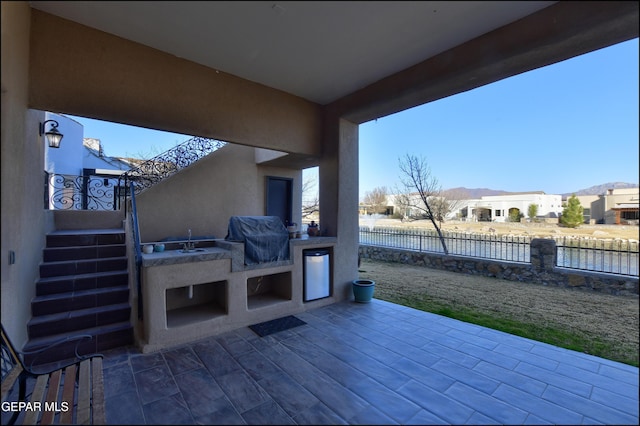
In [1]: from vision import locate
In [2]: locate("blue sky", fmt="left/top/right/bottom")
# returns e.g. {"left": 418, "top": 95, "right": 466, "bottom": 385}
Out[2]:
{"left": 69, "top": 38, "right": 638, "bottom": 199}
{"left": 359, "top": 38, "right": 639, "bottom": 198}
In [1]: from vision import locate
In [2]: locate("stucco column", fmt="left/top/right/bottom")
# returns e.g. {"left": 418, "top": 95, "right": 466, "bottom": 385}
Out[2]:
{"left": 319, "top": 117, "right": 359, "bottom": 300}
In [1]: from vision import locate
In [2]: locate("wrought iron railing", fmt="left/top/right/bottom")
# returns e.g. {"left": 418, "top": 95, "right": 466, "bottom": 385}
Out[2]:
{"left": 359, "top": 226, "right": 639, "bottom": 276}
{"left": 359, "top": 226, "right": 532, "bottom": 262}
{"left": 44, "top": 169, "right": 124, "bottom": 210}
{"left": 118, "top": 136, "right": 226, "bottom": 202}
{"left": 44, "top": 137, "right": 226, "bottom": 211}
{"left": 127, "top": 181, "right": 144, "bottom": 319}
{"left": 556, "top": 236, "right": 639, "bottom": 276}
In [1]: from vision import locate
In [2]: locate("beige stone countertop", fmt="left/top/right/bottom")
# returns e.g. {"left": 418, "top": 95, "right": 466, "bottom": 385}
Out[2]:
{"left": 141, "top": 236, "right": 337, "bottom": 268}
{"left": 289, "top": 236, "right": 337, "bottom": 246}
{"left": 141, "top": 246, "right": 232, "bottom": 267}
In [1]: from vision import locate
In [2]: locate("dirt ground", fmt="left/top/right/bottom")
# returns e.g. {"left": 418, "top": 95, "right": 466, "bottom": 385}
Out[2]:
{"left": 358, "top": 258, "right": 639, "bottom": 363}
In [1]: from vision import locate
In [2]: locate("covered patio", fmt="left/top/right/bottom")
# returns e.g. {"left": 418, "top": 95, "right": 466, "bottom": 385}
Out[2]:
{"left": 2, "top": 3, "right": 638, "bottom": 424}
{"left": 99, "top": 299, "right": 639, "bottom": 424}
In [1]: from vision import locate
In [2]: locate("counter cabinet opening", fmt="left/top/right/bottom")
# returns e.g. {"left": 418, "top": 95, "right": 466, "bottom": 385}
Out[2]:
{"left": 166, "top": 280, "right": 228, "bottom": 328}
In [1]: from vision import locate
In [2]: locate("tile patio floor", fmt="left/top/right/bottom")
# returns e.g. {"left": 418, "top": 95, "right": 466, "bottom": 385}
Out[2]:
{"left": 101, "top": 299, "right": 639, "bottom": 425}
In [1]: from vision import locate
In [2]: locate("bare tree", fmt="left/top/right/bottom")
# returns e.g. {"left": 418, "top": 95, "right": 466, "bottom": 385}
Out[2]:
{"left": 429, "top": 196, "right": 450, "bottom": 225}
{"left": 397, "top": 154, "right": 448, "bottom": 254}
{"left": 392, "top": 191, "right": 413, "bottom": 221}
{"left": 362, "top": 186, "right": 389, "bottom": 215}
{"left": 301, "top": 171, "right": 319, "bottom": 219}
{"left": 399, "top": 187, "right": 465, "bottom": 226}
{"left": 439, "top": 188, "right": 469, "bottom": 221}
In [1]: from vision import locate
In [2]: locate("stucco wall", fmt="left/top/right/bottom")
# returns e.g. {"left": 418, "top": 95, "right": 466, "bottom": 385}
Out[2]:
{"left": 27, "top": 10, "right": 323, "bottom": 157}
{"left": 136, "top": 144, "right": 301, "bottom": 243}
{"left": 0, "top": 2, "right": 53, "bottom": 346}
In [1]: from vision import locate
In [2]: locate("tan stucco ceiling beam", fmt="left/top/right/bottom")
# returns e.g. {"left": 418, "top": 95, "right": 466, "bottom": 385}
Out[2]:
{"left": 329, "top": 1, "right": 639, "bottom": 124}
{"left": 27, "top": 10, "right": 323, "bottom": 156}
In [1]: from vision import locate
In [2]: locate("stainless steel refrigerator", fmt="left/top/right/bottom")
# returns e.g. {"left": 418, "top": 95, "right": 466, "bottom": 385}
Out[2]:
{"left": 303, "top": 249, "right": 330, "bottom": 301}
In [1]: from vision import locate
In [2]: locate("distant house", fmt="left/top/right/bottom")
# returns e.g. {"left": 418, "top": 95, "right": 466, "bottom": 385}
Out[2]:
{"left": 82, "top": 137, "right": 136, "bottom": 172}
{"left": 382, "top": 191, "right": 563, "bottom": 223}
{"left": 447, "top": 192, "right": 563, "bottom": 223}
{"left": 574, "top": 188, "right": 640, "bottom": 225}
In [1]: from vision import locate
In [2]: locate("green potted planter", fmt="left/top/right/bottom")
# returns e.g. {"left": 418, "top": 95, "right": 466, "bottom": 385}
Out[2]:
{"left": 352, "top": 279, "right": 375, "bottom": 303}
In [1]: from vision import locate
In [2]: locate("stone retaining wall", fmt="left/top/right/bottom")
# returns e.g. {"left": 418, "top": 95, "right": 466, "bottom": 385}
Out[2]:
{"left": 359, "top": 238, "right": 638, "bottom": 296}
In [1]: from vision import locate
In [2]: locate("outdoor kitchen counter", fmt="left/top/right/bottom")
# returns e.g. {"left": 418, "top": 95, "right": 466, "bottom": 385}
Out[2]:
{"left": 290, "top": 236, "right": 337, "bottom": 246}
{"left": 140, "top": 246, "right": 232, "bottom": 267}
{"left": 138, "top": 235, "right": 338, "bottom": 353}
{"left": 140, "top": 236, "right": 337, "bottom": 269}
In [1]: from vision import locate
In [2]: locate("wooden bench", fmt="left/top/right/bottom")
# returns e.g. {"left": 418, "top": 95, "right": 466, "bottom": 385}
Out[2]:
{"left": 1, "top": 325, "right": 105, "bottom": 425}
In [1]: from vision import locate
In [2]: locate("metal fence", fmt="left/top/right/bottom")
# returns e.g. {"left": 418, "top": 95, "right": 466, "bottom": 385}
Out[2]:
{"left": 44, "top": 170, "right": 124, "bottom": 210}
{"left": 359, "top": 226, "right": 531, "bottom": 262}
{"left": 556, "top": 236, "right": 639, "bottom": 276}
{"left": 359, "top": 226, "right": 639, "bottom": 276}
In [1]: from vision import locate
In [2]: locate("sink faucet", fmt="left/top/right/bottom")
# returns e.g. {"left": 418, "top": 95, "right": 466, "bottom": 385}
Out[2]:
{"left": 184, "top": 229, "right": 194, "bottom": 251}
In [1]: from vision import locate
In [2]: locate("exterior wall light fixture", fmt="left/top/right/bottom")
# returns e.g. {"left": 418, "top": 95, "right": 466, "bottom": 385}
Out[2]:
{"left": 40, "top": 119, "right": 64, "bottom": 148}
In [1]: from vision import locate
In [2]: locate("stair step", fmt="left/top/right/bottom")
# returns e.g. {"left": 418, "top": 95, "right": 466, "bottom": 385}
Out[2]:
{"left": 27, "top": 303, "right": 131, "bottom": 338}
{"left": 39, "top": 256, "right": 128, "bottom": 278}
{"left": 46, "top": 230, "right": 125, "bottom": 248}
{"left": 36, "top": 270, "right": 129, "bottom": 296}
{"left": 43, "top": 244, "right": 126, "bottom": 262}
{"left": 22, "top": 322, "right": 134, "bottom": 368}
{"left": 25, "top": 226, "right": 133, "bottom": 368}
{"left": 31, "top": 285, "right": 130, "bottom": 316}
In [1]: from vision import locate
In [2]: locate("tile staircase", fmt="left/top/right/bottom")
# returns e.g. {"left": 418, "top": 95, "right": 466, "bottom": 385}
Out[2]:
{"left": 23, "top": 228, "right": 133, "bottom": 367}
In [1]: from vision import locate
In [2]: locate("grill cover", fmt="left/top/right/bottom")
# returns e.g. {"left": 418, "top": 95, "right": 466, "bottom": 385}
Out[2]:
{"left": 226, "top": 216, "right": 290, "bottom": 265}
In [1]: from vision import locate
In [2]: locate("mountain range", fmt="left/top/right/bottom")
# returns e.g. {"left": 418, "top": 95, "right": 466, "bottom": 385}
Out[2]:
{"left": 444, "top": 182, "right": 638, "bottom": 199}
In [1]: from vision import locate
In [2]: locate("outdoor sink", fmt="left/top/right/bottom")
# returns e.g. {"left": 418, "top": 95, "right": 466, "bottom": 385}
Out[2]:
{"left": 180, "top": 248, "right": 206, "bottom": 253}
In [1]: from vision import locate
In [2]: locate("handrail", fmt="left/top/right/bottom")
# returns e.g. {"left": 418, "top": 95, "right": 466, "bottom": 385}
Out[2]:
{"left": 120, "top": 136, "right": 226, "bottom": 197}
{"left": 118, "top": 137, "right": 226, "bottom": 318}
{"left": 128, "top": 182, "right": 144, "bottom": 319}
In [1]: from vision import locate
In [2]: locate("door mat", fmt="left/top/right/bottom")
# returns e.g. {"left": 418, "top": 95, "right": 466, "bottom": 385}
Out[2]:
{"left": 249, "top": 315, "right": 307, "bottom": 337}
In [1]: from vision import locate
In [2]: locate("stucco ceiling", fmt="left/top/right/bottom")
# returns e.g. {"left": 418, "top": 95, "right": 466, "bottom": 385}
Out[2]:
{"left": 29, "top": 1, "right": 556, "bottom": 105}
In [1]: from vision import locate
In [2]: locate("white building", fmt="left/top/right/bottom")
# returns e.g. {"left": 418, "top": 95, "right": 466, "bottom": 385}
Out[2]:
{"left": 44, "top": 112, "right": 133, "bottom": 210}
{"left": 383, "top": 189, "right": 639, "bottom": 225}
{"left": 452, "top": 192, "right": 563, "bottom": 223}
{"left": 383, "top": 191, "right": 563, "bottom": 223}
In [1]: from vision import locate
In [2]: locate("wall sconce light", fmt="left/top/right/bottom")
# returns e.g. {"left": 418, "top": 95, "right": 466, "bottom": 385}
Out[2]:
{"left": 40, "top": 119, "right": 64, "bottom": 148}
